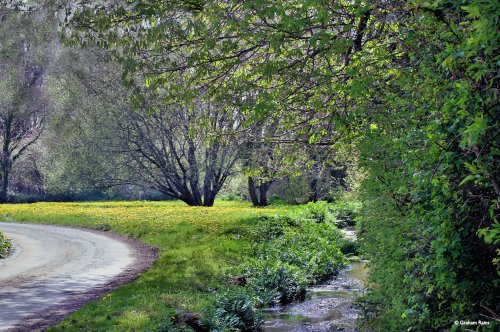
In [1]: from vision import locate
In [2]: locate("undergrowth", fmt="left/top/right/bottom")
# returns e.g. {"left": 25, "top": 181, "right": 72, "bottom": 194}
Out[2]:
{"left": 0, "top": 230, "right": 12, "bottom": 258}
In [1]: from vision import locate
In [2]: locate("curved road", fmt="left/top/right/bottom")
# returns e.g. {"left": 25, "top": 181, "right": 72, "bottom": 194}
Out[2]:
{"left": 0, "top": 222, "right": 155, "bottom": 331}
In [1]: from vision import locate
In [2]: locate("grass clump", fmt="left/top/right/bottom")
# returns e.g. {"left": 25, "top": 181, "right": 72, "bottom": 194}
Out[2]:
{"left": 201, "top": 287, "right": 262, "bottom": 331}
{"left": 245, "top": 260, "right": 307, "bottom": 306}
{"left": 0, "top": 230, "right": 12, "bottom": 258}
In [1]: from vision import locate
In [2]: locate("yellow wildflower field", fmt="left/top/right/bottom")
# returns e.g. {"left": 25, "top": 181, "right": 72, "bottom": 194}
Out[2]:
{"left": 0, "top": 200, "right": 281, "bottom": 236}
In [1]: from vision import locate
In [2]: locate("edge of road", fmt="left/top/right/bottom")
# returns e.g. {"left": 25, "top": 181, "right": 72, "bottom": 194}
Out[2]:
{"left": 2, "top": 222, "right": 159, "bottom": 332}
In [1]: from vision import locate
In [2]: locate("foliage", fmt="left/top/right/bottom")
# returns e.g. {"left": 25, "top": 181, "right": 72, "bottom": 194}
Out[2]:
{"left": 0, "top": 6, "right": 52, "bottom": 202}
{"left": 300, "top": 201, "right": 336, "bottom": 223}
{"left": 2, "top": 0, "right": 497, "bottom": 330}
{"left": 244, "top": 202, "right": 348, "bottom": 302}
{"left": 354, "top": 1, "right": 500, "bottom": 330}
{"left": 262, "top": 222, "right": 345, "bottom": 284}
{"left": 201, "top": 287, "right": 262, "bottom": 331}
{"left": 244, "top": 259, "right": 307, "bottom": 306}
{"left": 200, "top": 200, "right": 350, "bottom": 330}
{"left": 339, "top": 238, "right": 359, "bottom": 257}
{"left": 42, "top": 46, "right": 130, "bottom": 196}
{"left": 327, "top": 201, "right": 360, "bottom": 227}
{"left": 248, "top": 214, "right": 299, "bottom": 243}
{"left": 0, "top": 230, "right": 12, "bottom": 258}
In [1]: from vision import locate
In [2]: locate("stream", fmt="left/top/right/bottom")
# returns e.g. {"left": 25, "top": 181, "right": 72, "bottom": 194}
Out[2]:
{"left": 262, "top": 227, "right": 368, "bottom": 332}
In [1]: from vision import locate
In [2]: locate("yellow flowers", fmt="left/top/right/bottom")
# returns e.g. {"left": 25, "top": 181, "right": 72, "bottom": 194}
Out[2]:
{"left": 0, "top": 200, "right": 281, "bottom": 237}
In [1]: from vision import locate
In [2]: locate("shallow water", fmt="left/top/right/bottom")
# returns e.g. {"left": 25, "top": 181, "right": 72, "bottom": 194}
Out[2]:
{"left": 262, "top": 227, "right": 368, "bottom": 332}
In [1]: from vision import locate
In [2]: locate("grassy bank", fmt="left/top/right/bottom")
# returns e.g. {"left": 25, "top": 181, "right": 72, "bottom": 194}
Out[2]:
{"left": 0, "top": 200, "right": 354, "bottom": 331}
{"left": 0, "top": 201, "right": 286, "bottom": 331}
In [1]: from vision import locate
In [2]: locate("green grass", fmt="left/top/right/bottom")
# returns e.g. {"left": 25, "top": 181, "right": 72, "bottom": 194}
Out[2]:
{"left": 0, "top": 230, "right": 12, "bottom": 258}
{"left": 0, "top": 200, "right": 290, "bottom": 331}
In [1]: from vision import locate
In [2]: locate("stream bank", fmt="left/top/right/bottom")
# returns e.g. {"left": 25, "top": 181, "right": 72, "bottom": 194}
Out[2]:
{"left": 262, "top": 227, "right": 368, "bottom": 332}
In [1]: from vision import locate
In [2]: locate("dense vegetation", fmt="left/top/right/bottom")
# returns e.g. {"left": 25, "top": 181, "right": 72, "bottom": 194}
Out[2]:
{"left": 64, "top": 1, "right": 499, "bottom": 329}
{"left": 0, "top": 0, "right": 498, "bottom": 331}
{"left": 0, "top": 230, "right": 12, "bottom": 258}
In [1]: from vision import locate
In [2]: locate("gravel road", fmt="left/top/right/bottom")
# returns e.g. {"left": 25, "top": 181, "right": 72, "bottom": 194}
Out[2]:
{"left": 0, "top": 222, "right": 157, "bottom": 331}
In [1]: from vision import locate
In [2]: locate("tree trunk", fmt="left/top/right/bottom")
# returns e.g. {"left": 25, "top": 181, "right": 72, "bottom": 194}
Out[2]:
{"left": 248, "top": 176, "right": 260, "bottom": 206}
{"left": 0, "top": 162, "right": 10, "bottom": 203}
{"left": 309, "top": 176, "right": 319, "bottom": 202}
{"left": 258, "top": 182, "right": 269, "bottom": 206}
{"left": 203, "top": 190, "right": 216, "bottom": 207}
{"left": 0, "top": 125, "right": 11, "bottom": 203}
{"left": 309, "top": 153, "right": 320, "bottom": 202}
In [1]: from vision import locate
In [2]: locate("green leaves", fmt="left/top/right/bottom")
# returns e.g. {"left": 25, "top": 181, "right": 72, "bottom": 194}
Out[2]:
{"left": 0, "top": 231, "right": 12, "bottom": 259}
{"left": 460, "top": 113, "right": 488, "bottom": 149}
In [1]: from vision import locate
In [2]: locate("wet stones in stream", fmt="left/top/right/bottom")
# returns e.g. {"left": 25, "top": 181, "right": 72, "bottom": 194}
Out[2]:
{"left": 262, "top": 261, "right": 367, "bottom": 332}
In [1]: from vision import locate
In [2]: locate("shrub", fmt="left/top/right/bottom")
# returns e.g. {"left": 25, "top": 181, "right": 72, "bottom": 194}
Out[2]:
{"left": 339, "top": 237, "right": 360, "bottom": 256}
{"left": 268, "top": 223, "right": 346, "bottom": 283}
{"left": 250, "top": 212, "right": 347, "bottom": 285}
{"left": 202, "top": 287, "right": 262, "bottom": 332}
{"left": 299, "top": 201, "right": 336, "bottom": 223}
{"left": 197, "top": 208, "right": 350, "bottom": 331}
{"left": 327, "top": 201, "right": 360, "bottom": 227}
{"left": 249, "top": 215, "right": 299, "bottom": 243}
{"left": 0, "top": 231, "right": 12, "bottom": 259}
{"left": 245, "top": 259, "right": 307, "bottom": 306}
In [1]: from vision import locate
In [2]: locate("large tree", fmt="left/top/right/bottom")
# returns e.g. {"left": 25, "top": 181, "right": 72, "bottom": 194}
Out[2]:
{"left": 118, "top": 99, "right": 245, "bottom": 206}
{"left": 0, "top": 6, "right": 52, "bottom": 202}
{"left": 42, "top": 46, "right": 131, "bottom": 195}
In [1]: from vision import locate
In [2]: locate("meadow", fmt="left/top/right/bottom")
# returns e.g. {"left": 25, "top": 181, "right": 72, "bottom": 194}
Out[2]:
{"left": 1, "top": 200, "right": 291, "bottom": 331}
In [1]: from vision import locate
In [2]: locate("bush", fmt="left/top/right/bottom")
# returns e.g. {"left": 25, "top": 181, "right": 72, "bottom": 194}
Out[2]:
{"left": 339, "top": 237, "right": 360, "bottom": 256}
{"left": 202, "top": 287, "right": 262, "bottom": 332}
{"left": 245, "top": 260, "right": 307, "bottom": 306}
{"left": 250, "top": 215, "right": 346, "bottom": 286}
{"left": 201, "top": 208, "right": 349, "bottom": 331}
{"left": 0, "top": 231, "right": 12, "bottom": 259}
{"left": 267, "top": 195, "right": 288, "bottom": 206}
{"left": 249, "top": 215, "right": 299, "bottom": 243}
{"left": 268, "top": 223, "right": 346, "bottom": 283}
{"left": 299, "top": 201, "right": 336, "bottom": 223}
{"left": 327, "top": 201, "right": 360, "bottom": 227}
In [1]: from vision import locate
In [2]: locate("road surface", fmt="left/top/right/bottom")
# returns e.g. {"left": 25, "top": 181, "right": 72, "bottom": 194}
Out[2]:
{"left": 0, "top": 222, "right": 156, "bottom": 331}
